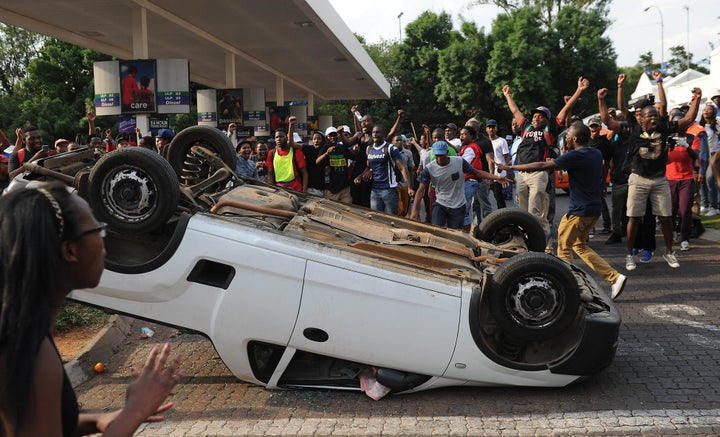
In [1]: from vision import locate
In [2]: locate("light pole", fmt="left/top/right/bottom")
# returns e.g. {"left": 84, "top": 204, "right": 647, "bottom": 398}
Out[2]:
{"left": 397, "top": 12, "right": 404, "bottom": 40}
{"left": 684, "top": 5, "right": 690, "bottom": 70}
{"left": 643, "top": 5, "right": 664, "bottom": 70}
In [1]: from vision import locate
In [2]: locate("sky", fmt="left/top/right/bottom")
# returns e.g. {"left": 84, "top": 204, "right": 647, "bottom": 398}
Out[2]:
{"left": 327, "top": 0, "right": 720, "bottom": 69}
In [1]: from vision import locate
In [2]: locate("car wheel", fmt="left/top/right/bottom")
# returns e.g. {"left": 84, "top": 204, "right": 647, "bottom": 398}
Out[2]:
{"left": 165, "top": 126, "right": 236, "bottom": 186}
{"left": 88, "top": 148, "right": 179, "bottom": 233}
{"left": 488, "top": 252, "right": 581, "bottom": 341}
{"left": 476, "top": 208, "right": 546, "bottom": 252}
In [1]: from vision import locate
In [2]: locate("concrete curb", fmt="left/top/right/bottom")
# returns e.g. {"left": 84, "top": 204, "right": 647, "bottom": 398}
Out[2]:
{"left": 700, "top": 227, "right": 720, "bottom": 243}
{"left": 64, "top": 314, "right": 133, "bottom": 387}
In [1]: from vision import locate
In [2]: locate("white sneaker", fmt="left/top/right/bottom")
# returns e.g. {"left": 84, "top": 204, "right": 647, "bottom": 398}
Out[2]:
{"left": 680, "top": 240, "right": 689, "bottom": 251}
{"left": 705, "top": 207, "right": 718, "bottom": 217}
{"left": 663, "top": 251, "right": 680, "bottom": 268}
{"left": 673, "top": 232, "right": 681, "bottom": 244}
{"left": 611, "top": 274, "right": 627, "bottom": 300}
{"left": 701, "top": 206, "right": 709, "bottom": 214}
{"left": 625, "top": 254, "right": 637, "bottom": 271}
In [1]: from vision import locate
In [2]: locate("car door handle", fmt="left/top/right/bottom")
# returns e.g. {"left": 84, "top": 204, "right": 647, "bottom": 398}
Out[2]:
{"left": 186, "top": 259, "right": 235, "bottom": 290}
{"left": 303, "top": 327, "right": 329, "bottom": 342}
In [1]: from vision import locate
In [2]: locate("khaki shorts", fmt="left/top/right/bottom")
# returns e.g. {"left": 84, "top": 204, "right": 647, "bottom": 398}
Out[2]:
{"left": 626, "top": 173, "right": 671, "bottom": 217}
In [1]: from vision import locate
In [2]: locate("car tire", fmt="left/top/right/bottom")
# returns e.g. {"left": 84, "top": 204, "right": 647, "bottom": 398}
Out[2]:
{"left": 165, "top": 126, "right": 236, "bottom": 185}
{"left": 476, "top": 208, "right": 546, "bottom": 252}
{"left": 88, "top": 147, "right": 179, "bottom": 233}
{"left": 488, "top": 252, "right": 581, "bottom": 341}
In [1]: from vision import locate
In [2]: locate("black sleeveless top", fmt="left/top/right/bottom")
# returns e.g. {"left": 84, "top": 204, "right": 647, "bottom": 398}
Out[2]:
{"left": 48, "top": 336, "right": 79, "bottom": 437}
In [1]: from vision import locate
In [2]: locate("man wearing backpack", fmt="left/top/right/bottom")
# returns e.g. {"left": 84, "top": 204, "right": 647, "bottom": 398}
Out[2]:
{"left": 501, "top": 76, "right": 590, "bottom": 234}
{"left": 353, "top": 124, "right": 413, "bottom": 215}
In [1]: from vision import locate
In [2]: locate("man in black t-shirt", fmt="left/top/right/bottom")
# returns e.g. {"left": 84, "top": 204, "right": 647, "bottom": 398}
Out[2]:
{"left": 317, "top": 127, "right": 355, "bottom": 203}
{"left": 598, "top": 84, "right": 702, "bottom": 270}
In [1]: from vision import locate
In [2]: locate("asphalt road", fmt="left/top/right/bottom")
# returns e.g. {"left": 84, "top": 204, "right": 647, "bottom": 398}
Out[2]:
{"left": 75, "top": 193, "right": 720, "bottom": 436}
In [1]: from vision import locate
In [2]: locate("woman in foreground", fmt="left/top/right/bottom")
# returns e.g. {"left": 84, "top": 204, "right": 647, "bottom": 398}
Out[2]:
{"left": 0, "top": 184, "right": 184, "bottom": 436}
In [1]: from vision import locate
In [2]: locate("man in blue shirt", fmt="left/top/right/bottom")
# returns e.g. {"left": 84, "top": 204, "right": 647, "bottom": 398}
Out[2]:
{"left": 353, "top": 125, "right": 413, "bottom": 214}
{"left": 499, "top": 122, "right": 626, "bottom": 300}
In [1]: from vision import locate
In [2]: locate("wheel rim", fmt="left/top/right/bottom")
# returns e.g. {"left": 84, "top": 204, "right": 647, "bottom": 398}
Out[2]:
{"left": 506, "top": 274, "right": 565, "bottom": 330}
{"left": 101, "top": 167, "right": 157, "bottom": 223}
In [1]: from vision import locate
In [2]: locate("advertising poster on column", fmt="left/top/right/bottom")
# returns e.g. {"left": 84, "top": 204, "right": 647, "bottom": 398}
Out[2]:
{"left": 217, "top": 89, "right": 243, "bottom": 127}
{"left": 120, "top": 59, "right": 157, "bottom": 114}
{"left": 156, "top": 59, "right": 191, "bottom": 114}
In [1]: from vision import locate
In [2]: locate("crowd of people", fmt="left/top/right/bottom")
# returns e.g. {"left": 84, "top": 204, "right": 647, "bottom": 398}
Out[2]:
{"left": 2, "top": 71, "right": 720, "bottom": 434}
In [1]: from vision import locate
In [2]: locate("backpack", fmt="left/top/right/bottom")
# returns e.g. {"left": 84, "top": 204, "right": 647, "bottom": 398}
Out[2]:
{"left": 366, "top": 142, "right": 403, "bottom": 182}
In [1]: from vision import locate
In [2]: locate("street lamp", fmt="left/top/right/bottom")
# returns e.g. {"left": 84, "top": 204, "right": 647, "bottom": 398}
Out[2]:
{"left": 684, "top": 5, "right": 690, "bottom": 70}
{"left": 643, "top": 5, "right": 665, "bottom": 70}
{"left": 397, "top": 12, "right": 404, "bottom": 40}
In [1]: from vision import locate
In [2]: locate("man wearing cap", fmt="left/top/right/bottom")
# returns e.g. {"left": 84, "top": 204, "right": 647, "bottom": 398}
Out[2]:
{"left": 316, "top": 127, "right": 353, "bottom": 203}
{"left": 411, "top": 141, "right": 509, "bottom": 229}
{"left": 598, "top": 76, "right": 703, "bottom": 271}
{"left": 53, "top": 138, "right": 69, "bottom": 154}
{"left": 485, "top": 119, "right": 511, "bottom": 209}
{"left": 502, "top": 77, "right": 590, "bottom": 234}
{"left": 156, "top": 129, "right": 175, "bottom": 155}
{"left": 444, "top": 123, "right": 462, "bottom": 152}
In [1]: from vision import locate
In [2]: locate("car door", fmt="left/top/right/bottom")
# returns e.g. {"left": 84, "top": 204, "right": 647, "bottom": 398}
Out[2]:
{"left": 287, "top": 260, "right": 461, "bottom": 377}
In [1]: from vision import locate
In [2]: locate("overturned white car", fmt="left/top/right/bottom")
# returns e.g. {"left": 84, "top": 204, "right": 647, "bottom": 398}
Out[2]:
{"left": 9, "top": 126, "right": 620, "bottom": 395}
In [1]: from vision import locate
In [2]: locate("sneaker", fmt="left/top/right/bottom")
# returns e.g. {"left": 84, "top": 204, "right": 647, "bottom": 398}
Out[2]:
{"left": 673, "top": 231, "right": 681, "bottom": 244}
{"left": 706, "top": 207, "right": 719, "bottom": 217}
{"left": 611, "top": 274, "right": 627, "bottom": 300}
{"left": 663, "top": 251, "right": 680, "bottom": 268}
{"left": 625, "top": 254, "right": 637, "bottom": 271}
{"left": 589, "top": 227, "right": 595, "bottom": 238}
{"left": 701, "top": 205, "right": 710, "bottom": 214}
{"left": 639, "top": 250, "right": 653, "bottom": 263}
{"left": 680, "top": 240, "right": 689, "bottom": 251}
{"left": 631, "top": 248, "right": 639, "bottom": 256}
{"left": 605, "top": 232, "right": 622, "bottom": 244}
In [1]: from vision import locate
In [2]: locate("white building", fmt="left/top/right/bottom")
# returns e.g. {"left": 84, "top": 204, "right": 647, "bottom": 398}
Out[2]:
{"left": 631, "top": 47, "right": 720, "bottom": 109}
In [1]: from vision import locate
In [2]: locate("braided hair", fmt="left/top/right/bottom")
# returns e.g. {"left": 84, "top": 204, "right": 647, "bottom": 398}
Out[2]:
{"left": 0, "top": 183, "right": 81, "bottom": 432}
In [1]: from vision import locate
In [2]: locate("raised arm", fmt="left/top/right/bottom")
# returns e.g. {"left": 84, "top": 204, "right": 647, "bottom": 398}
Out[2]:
{"left": 598, "top": 88, "right": 622, "bottom": 133}
{"left": 617, "top": 74, "right": 629, "bottom": 119}
{"left": 653, "top": 71, "right": 667, "bottom": 117}
{"left": 677, "top": 88, "right": 702, "bottom": 132}
{"left": 386, "top": 109, "right": 405, "bottom": 140}
{"left": 556, "top": 76, "right": 590, "bottom": 125}
{"left": 0, "top": 129, "right": 10, "bottom": 149}
{"left": 87, "top": 110, "right": 96, "bottom": 135}
{"left": 287, "top": 116, "right": 302, "bottom": 150}
{"left": 502, "top": 85, "right": 525, "bottom": 124}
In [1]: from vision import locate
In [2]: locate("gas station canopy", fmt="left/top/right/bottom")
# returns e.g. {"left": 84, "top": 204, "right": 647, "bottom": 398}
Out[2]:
{"left": 0, "top": 0, "right": 391, "bottom": 102}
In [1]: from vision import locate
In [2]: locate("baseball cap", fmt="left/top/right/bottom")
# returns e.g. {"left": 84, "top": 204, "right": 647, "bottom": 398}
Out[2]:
{"left": 292, "top": 132, "right": 303, "bottom": 144}
{"left": 531, "top": 106, "right": 552, "bottom": 119}
{"left": 588, "top": 116, "right": 602, "bottom": 126}
{"left": 444, "top": 122, "right": 458, "bottom": 130}
{"left": 431, "top": 141, "right": 449, "bottom": 156}
{"left": 325, "top": 126, "right": 338, "bottom": 136}
{"left": 0, "top": 154, "right": 8, "bottom": 163}
{"left": 486, "top": 119, "right": 498, "bottom": 127}
{"left": 158, "top": 128, "right": 175, "bottom": 139}
{"left": 54, "top": 138, "right": 69, "bottom": 147}
{"left": 340, "top": 125, "right": 351, "bottom": 133}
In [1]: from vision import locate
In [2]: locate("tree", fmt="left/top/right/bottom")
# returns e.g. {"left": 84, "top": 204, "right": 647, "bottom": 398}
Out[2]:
{"left": 435, "top": 21, "right": 499, "bottom": 119}
{"left": 0, "top": 24, "right": 45, "bottom": 94}
{"left": 667, "top": 45, "right": 710, "bottom": 75}
{"left": 485, "top": 5, "right": 616, "bottom": 128}
{"left": 469, "top": 0, "right": 612, "bottom": 28}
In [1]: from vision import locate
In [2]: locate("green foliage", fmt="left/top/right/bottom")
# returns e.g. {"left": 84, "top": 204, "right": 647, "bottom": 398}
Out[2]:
{"left": 667, "top": 45, "right": 710, "bottom": 75}
{"left": 56, "top": 302, "right": 108, "bottom": 333}
{"left": 0, "top": 24, "right": 45, "bottom": 94}
{"left": 470, "top": 0, "right": 612, "bottom": 28}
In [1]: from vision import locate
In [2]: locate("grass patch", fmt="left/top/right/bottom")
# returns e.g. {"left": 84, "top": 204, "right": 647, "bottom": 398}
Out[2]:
{"left": 701, "top": 215, "right": 720, "bottom": 230}
{"left": 56, "top": 302, "right": 108, "bottom": 333}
